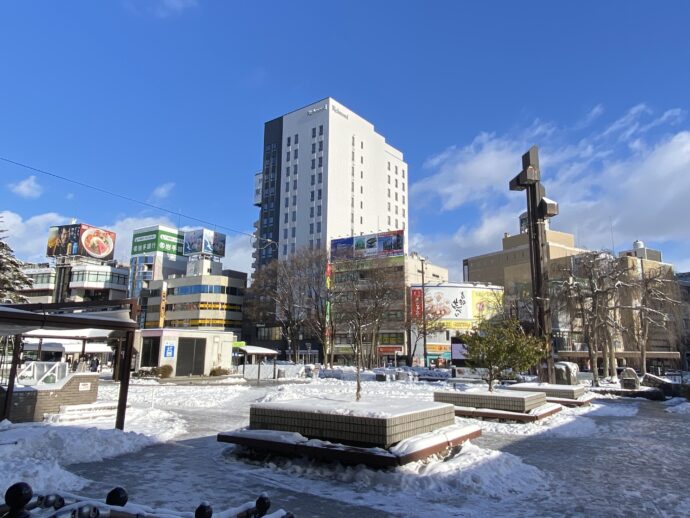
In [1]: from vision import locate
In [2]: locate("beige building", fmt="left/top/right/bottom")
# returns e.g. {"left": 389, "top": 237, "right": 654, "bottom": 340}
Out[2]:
{"left": 463, "top": 219, "right": 586, "bottom": 309}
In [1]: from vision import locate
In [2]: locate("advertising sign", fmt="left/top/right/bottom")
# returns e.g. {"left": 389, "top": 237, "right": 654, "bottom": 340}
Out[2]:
{"left": 330, "top": 237, "right": 354, "bottom": 261}
{"left": 330, "top": 230, "right": 405, "bottom": 262}
{"left": 131, "top": 229, "right": 184, "bottom": 256}
{"left": 410, "top": 287, "right": 424, "bottom": 318}
{"left": 183, "top": 229, "right": 227, "bottom": 257}
{"left": 46, "top": 224, "right": 116, "bottom": 261}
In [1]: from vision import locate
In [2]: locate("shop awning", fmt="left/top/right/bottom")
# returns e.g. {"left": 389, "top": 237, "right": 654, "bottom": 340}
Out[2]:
{"left": 23, "top": 340, "right": 113, "bottom": 354}
{"left": 238, "top": 345, "right": 279, "bottom": 356}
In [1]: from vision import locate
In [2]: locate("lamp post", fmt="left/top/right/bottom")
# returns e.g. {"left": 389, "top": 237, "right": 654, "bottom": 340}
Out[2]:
{"left": 420, "top": 257, "right": 428, "bottom": 368}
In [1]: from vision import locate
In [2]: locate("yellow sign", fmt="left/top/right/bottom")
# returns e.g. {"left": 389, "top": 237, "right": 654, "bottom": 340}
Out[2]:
{"left": 158, "top": 281, "right": 167, "bottom": 328}
{"left": 439, "top": 320, "right": 475, "bottom": 330}
{"left": 427, "top": 344, "right": 450, "bottom": 353}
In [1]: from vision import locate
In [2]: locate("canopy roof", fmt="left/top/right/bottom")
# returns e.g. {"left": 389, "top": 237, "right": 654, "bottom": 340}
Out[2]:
{"left": 23, "top": 340, "right": 113, "bottom": 354}
{"left": 238, "top": 345, "right": 279, "bottom": 356}
{"left": 0, "top": 305, "right": 137, "bottom": 337}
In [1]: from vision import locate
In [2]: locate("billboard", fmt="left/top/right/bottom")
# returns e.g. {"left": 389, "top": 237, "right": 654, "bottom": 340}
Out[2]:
{"left": 331, "top": 230, "right": 404, "bottom": 262}
{"left": 131, "top": 229, "right": 184, "bottom": 256}
{"left": 183, "top": 229, "right": 227, "bottom": 257}
{"left": 409, "top": 285, "right": 502, "bottom": 322}
{"left": 46, "top": 224, "right": 116, "bottom": 261}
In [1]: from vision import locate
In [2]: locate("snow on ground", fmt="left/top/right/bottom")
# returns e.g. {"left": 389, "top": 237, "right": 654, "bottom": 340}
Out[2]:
{"left": 98, "top": 379, "right": 250, "bottom": 409}
{"left": 0, "top": 419, "right": 155, "bottom": 494}
{"left": 1, "top": 374, "right": 683, "bottom": 516}
{"left": 666, "top": 401, "right": 690, "bottom": 414}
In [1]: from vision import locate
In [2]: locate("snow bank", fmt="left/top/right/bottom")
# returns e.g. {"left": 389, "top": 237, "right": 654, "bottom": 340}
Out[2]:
{"left": 666, "top": 402, "right": 690, "bottom": 414}
{"left": 0, "top": 420, "right": 157, "bottom": 494}
{"left": 97, "top": 381, "right": 249, "bottom": 409}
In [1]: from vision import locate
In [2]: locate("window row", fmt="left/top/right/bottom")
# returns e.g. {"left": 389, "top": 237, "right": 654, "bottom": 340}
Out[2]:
{"left": 70, "top": 271, "right": 127, "bottom": 285}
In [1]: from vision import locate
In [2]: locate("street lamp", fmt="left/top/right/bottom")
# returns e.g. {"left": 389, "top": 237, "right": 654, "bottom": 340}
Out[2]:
{"left": 420, "top": 256, "right": 428, "bottom": 368}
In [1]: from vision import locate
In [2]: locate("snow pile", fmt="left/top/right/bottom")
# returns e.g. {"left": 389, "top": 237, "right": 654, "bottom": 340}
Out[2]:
{"left": 97, "top": 381, "right": 249, "bottom": 409}
{"left": 0, "top": 420, "right": 157, "bottom": 494}
{"left": 319, "top": 367, "right": 377, "bottom": 381}
{"left": 584, "top": 401, "right": 639, "bottom": 417}
{"left": 666, "top": 401, "right": 690, "bottom": 414}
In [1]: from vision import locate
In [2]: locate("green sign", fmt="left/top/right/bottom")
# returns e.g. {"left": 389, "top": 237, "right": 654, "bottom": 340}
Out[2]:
{"left": 131, "top": 229, "right": 184, "bottom": 256}
{"left": 232, "top": 341, "right": 247, "bottom": 348}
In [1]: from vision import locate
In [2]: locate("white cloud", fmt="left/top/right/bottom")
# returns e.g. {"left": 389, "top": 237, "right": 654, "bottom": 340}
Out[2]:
{"left": 0, "top": 211, "right": 69, "bottom": 262}
{"left": 8, "top": 175, "right": 43, "bottom": 199}
{"left": 150, "top": 182, "right": 175, "bottom": 200}
{"left": 221, "top": 233, "right": 255, "bottom": 276}
{"left": 152, "top": 0, "right": 197, "bottom": 18}
{"left": 411, "top": 105, "right": 690, "bottom": 278}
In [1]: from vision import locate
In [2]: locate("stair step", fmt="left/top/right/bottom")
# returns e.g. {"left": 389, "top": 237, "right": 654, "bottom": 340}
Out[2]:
{"left": 58, "top": 402, "right": 119, "bottom": 414}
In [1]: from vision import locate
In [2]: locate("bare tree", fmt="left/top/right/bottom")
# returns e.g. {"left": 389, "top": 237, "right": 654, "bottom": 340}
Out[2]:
{"left": 331, "top": 258, "right": 400, "bottom": 401}
{"left": 552, "top": 251, "right": 630, "bottom": 385}
{"left": 619, "top": 260, "right": 681, "bottom": 376}
{"left": 245, "top": 248, "right": 328, "bottom": 362}
{"left": 404, "top": 287, "right": 446, "bottom": 366}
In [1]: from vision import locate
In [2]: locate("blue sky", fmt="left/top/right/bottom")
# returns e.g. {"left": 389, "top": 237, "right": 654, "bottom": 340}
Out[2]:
{"left": 2, "top": 1, "right": 690, "bottom": 279}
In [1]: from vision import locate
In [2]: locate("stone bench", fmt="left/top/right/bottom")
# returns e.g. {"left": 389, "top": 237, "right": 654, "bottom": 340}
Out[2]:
{"left": 434, "top": 389, "right": 546, "bottom": 413}
{"left": 504, "top": 383, "right": 586, "bottom": 400}
{"left": 249, "top": 398, "right": 455, "bottom": 448}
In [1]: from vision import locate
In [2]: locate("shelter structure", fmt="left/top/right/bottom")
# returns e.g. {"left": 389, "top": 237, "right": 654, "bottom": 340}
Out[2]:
{"left": 0, "top": 300, "right": 138, "bottom": 429}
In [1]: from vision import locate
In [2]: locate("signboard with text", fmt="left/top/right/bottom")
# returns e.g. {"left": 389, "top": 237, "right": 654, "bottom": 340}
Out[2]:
{"left": 330, "top": 230, "right": 405, "bottom": 262}
{"left": 131, "top": 228, "right": 185, "bottom": 256}
{"left": 183, "top": 229, "right": 227, "bottom": 257}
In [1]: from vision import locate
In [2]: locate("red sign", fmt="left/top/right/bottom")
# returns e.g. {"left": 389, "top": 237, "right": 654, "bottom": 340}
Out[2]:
{"left": 378, "top": 346, "right": 403, "bottom": 354}
{"left": 410, "top": 287, "right": 423, "bottom": 318}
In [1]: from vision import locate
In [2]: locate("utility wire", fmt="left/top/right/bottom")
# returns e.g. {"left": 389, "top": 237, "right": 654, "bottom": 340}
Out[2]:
{"left": 0, "top": 155, "right": 266, "bottom": 243}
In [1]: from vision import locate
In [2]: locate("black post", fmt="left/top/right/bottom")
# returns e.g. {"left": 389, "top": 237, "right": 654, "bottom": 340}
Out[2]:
{"left": 115, "top": 330, "right": 134, "bottom": 430}
{"left": 1, "top": 335, "right": 22, "bottom": 421}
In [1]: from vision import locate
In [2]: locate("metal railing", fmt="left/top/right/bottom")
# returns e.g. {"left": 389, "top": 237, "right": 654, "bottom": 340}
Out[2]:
{"left": 15, "top": 361, "right": 70, "bottom": 387}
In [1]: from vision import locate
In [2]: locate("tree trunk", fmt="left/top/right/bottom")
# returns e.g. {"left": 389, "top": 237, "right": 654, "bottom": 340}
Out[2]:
{"left": 605, "top": 323, "right": 618, "bottom": 381}
{"left": 640, "top": 315, "right": 649, "bottom": 376}
{"left": 355, "top": 339, "right": 362, "bottom": 402}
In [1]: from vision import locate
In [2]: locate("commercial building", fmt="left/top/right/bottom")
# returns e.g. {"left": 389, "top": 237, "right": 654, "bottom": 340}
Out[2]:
{"left": 20, "top": 223, "right": 128, "bottom": 304}
{"left": 134, "top": 228, "right": 247, "bottom": 376}
{"left": 462, "top": 215, "right": 587, "bottom": 316}
{"left": 129, "top": 225, "right": 188, "bottom": 299}
{"left": 252, "top": 98, "right": 408, "bottom": 270}
{"left": 408, "top": 282, "right": 504, "bottom": 367}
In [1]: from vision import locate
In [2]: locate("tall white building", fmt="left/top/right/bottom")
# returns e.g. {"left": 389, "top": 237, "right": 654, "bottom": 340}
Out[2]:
{"left": 253, "top": 98, "right": 409, "bottom": 269}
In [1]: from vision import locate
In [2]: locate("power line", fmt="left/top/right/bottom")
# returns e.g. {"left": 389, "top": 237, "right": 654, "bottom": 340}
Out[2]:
{"left": 0, "top": 155, "right": 263, "bottom": 243}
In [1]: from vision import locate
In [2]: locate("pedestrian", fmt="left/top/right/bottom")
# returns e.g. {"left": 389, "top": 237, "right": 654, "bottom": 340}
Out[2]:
{"left": 90, "top": 357, "right": 98, "bottom": 372}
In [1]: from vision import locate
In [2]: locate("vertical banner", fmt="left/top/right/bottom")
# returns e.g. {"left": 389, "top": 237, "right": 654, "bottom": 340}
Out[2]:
{"left": 410, "top": 287, "right": 423, "bottom": 318}
{"left": 158, "top": 281, "right": 167, "bottom": 328}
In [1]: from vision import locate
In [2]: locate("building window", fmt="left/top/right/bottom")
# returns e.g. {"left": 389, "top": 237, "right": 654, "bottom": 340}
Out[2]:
{"left": 403, "top": 195, "right": 406, "bottom": 204}
{"left": 388, "top": 189, "right": 391, "bottom": 197}
{"left": 395, "top": 165, "right": 398, "bottom": 174}
{"left": 360, "top": 200, "right": 363, "bottom": 209}
{"left": 291, "top": 227, "right": 296, "bottom": 238}
{"left": 286, "top": 167, "right": 290, "bottom": 177}
{"left": 292, "top": 195, "right": 297, "bottom": 205}
{"left": 318, "top": 141, "right": 323, "bottom": 151}
{"left": 287, "top": 136, "right": 291, "bottom": 146}
{"left": 388, "top": 175, "right": 390, "bottom": 184}
{"left": 311, "top": 175, "right": 315, "bottom": 186}
{"left": 352, "top": 135, "right": 355, "bottom": 146}
{"left": 316, "top": 238, "right": 321, "bottom": 247}
{"left": 311, "top": 159, "right": 316, "bottom": 170}
{"left": 312, "top": 143, "right": 316, "bottom": 153}
{"left": 291, "top": 243, "right": 295, "bottom": 253}
{"left": 294, "top": 149, "right": 298, "bottom": 159}
{"left": 351, "top": 182, "right": 354, "bottom": 192}
{"left": 309, "top": 239, "right": 313, "bottom": 249}
{"left": 310, "top": 223, "right": 314, "bottom": 234}
{"left": 312, "top": 127, "right": 316, "bottom": 138}
{"left": 284, "top": 213, "right": 288, "bottom": 223}
{"left": 387, "top": 162, "right": 391, "bottom": 171}
{"left": 283, "top": 229, "right": 288, "bottom": 239}
{"left": 402, "top": 208, "right": 406, "bottom": 217}
{"left": 387, "top": 215, "right": 391, "bottom": 225}
{"left": 318, "top": 156, "right": 323, "bottom": 167}
{"left": 294, "top": 134, "right": 298, "bottom": 144}
{"left": 360, "top": 216, "right": 363, "bottom": 224}
{"left": 360, "top": 156, "right": 363, "bottom": 164}
{"left": 396, "top": 219, "right": 399, "bottom": 228}
{"left": 360, "top": 141, "right": 364, "bottom": 149}
{"left": 395, "top": 192, "right": 398, "bottom": 201}
{"left": 292, "top": 211, "right": 296, "bottom": 222}
{"left": 395, "top": 179, "right": 398, "bottom": 188}
{"left": 319, "top": 125, "right": 323, "bottom": 135}
{"left": 395, "top": 205, "right": 398, "bottom": 214}
{"left": 402, "top": 183, "right": 405, "bottom": 192}
{"left": 317, "top": 205, "right": 321, "bottom": 216}
{"left": 286, "top": 151, "right": 290, "bottom": 162}
{"left": 360, "top": 171, "right": 363, "bottom": 179}
{"left": 402, "top": 169, "right": 405, "bottom": 178}
{"left": 285, "top": 182, "right": 289, "bottom": 192}
{"left": 310, "top": 207, "right": 314, "bottom": 217}
{"left": 318, "top": 172, "right": 322, "bottom": 183}
{"left": 293, "top": 165, "right": 298, "bottom": 175}
{"left": 316, "top": 221, "right": 321, "bottom": 233}
{"left": 284, "top": 198, "right": 288, "bottom": 208}
{"left": 310, "top": 191, "right": 315, "bottom": 201}
{"left": 360, "top": 186, "right": 363, "bottom": 194}
{"left": 317, "top": 189, "right": 322, "bottom": 200}
{"left": 283, "top": 245, "right": 287, "bottom": 255}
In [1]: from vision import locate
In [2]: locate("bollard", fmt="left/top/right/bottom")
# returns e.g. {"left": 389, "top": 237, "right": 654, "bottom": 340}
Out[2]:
{"left": 254, "top": 493, "right": 270, "bottom": 517}
{"left": 194, "top": 503, "right": 212, "bottom": 518}
{"left": 105, "top": 488, "right": 128, "bottom": 507}
{"left": 75, "top": 504, "right": 99, "bottom": 518}
{"left": 4, "top": 482, "right": 33, "bottom": 518}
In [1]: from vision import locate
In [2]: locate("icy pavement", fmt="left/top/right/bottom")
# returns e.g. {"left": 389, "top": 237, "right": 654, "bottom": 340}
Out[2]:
{"left": 2, "top": 378, "right": 689, "bottom": 517}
